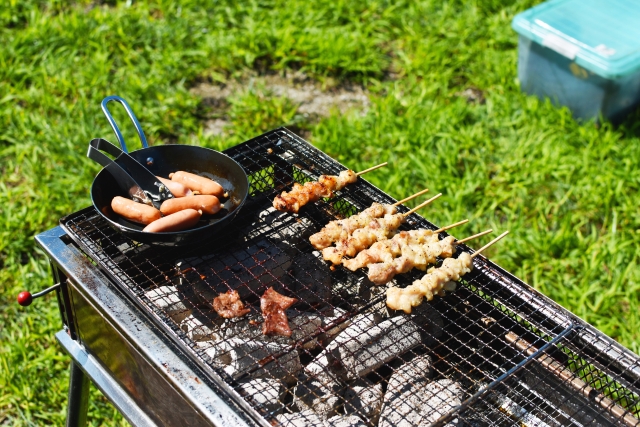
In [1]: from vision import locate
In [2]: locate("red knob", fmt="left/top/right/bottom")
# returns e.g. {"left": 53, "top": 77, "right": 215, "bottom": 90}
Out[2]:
{"left": 17, "top": 291, "right": 33, "bottom": 307}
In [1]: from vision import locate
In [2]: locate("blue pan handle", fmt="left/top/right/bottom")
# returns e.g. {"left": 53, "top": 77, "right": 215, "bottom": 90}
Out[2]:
{"left": 101, "top": 95, "right": 149, "bottom": 153}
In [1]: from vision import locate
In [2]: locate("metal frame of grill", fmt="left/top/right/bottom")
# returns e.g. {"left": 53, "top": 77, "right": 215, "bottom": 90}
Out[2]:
{"left": 54, "top": 127, "right": 640, "bottom": 426}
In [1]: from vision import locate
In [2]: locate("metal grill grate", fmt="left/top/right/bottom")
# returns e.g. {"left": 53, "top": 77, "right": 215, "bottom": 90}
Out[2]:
{"left": 60, "top": 128, "right": 640, "bottom": 427}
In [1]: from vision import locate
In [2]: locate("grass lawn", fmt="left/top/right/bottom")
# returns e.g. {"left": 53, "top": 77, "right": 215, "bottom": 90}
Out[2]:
{"left": 2, "top": 0, "right": 640, "bottom": 425}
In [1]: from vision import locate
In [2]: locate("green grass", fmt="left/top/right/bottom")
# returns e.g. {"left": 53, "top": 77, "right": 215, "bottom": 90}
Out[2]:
{"left": 1, "top": 0, "right": 640, "bottom": 425}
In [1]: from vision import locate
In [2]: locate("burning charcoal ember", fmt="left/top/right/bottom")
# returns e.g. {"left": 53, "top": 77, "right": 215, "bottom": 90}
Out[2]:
{"left": 276, "top": 410, "right": 325, "bottom": 426}
{"left": 379, "top": 378, "right": 463, "bottom": 427}
{"left": 343, "top": 378, "right": 384, "bottom": 425}
{"left": 213, "top": 290, "right": 251, "bottom": 318}
{"left": 200, "top": 338, "right": 302, "bottom": 383}
{"left": 145, "top": 285, "right": 193, "bottom": 323}
{"left": 323, "top": 312, "right": 380, "bottom": 347}
{"left": 179, "top": 313, "right": 222, "bottom": 342}
{"left": 236, "top": 378, "right": 285, "bottom": 415}
{"left": 261, "top": 287, "right": 298, "bottom": 337}
{"left": 326, "top": 414, "right": 368, "bottom": 427}
{"left": 286, "top": 252, "right": 333, "bottom": 305}
{"left": 329, "top": 315, "right": 422, "bottom": 380}
{"left": 181, "top": 239, "right": 293, "bottom": 301}
{"left": 293, "top": 369, "right": 343, "bottom": 417}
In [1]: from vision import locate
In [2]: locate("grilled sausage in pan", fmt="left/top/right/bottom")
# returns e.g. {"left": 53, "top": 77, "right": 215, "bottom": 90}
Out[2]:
{"left": 111, "top": 196, "right": 162, "bottom": 225}
{"left": 143, "top": 209, "right": 202, "bottom": 233}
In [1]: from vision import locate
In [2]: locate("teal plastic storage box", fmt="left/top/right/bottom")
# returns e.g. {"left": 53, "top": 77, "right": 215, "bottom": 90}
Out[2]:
{"left": 512, "top": 0, "right": 640, "bottom": 123}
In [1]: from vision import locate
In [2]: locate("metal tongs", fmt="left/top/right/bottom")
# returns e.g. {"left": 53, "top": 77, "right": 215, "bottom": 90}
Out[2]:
{"left": 87, "top": 96, "right": 173, "bottom": 209}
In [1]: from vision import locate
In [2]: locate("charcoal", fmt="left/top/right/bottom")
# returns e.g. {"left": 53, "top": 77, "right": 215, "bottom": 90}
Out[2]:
{"left": 293, "top": 368, "right": 343, "bottom": 417}
{"left": 199, "top": 338, "right": 302, "bottom": 383}
{"left": 246, "top": 207, "right": 316, "bottom": 250}
{"left": 236, "top": 377, "right": 285, "bottom": 415}
{"left": 220, "top": 309, "right": 323, "bottom": 349}
{"left": 329, "top": 315, "right": 421, "bottom": 380}
{"left": 180, "top": 238, "right": 292, "bottom": 301}
{"left": 321, "top": 308, "right": 352, "bottom": 343}
{"left": 405, "top": 303, "right": 443, "bottom": 346}
{"left": 180, "top": 313, "right": 221, "bottom": 342}
{"left": 286, "top": 252, "right": 333, "bottom": 305}
{"left": 386, "top": 354, "right": 433, "bottom": 394}
{"left": 326, "top": 414, "right": 368, "bottom": 427}
{"left": 343, "top": 378, "right": 383, "bottom": 425}
{"left": 379, "top": 378, "right": 463, "bottom": 427}
{"left": 276, "top": 410, "right": 324, "bottom": 427}
{"left": 145, "top": 285, "right": 192, "bottom": 323}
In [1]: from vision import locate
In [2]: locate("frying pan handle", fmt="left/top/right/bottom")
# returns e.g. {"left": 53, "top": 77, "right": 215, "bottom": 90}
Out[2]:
{"left": 101, "top": 95, "right": 149, "bottom": 153}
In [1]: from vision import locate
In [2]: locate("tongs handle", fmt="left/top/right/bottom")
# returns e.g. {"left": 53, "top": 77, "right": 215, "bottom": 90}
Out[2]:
{"left": 101, "top": 95, "right": 149, "bottom": 153}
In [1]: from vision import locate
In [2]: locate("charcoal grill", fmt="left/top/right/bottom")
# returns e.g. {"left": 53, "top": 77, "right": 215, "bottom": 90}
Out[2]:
{"left": 33, "top": 128, "right": 640, "bottom": 426}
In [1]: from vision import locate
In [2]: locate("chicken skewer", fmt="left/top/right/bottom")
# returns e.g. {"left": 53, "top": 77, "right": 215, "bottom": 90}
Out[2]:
{"left": 342, "top": 219, "right": 469, "bottom": 271}
{"left": 309, "top": 188, "right": 431, "bottom": 250}
{"left": 366, "top": 229, "right": 493, "bottom": 285}
{"left": 386, "top": 231, "right": 509, "bottom": 313}
{"left": 322, "top": 193, "right": 443, "bottom": 265}
{"left": 273, "top": 162, "right": 387, "bottom": 213}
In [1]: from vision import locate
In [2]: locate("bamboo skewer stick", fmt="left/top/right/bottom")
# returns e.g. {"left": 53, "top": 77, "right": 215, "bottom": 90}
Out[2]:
{"left": 392, "top": 188, "right": 430, "bottom": 207}
{"left": 471, "top": 230, "right": 509, "bottom": 259}
{"left": 434, "top": 219, "right": 469, "bottom": 234}
{"left": 355, "top": 162, "right": 388, "bottom": 176}
{"left": 456, "top": 229, "right": 493, "bottom": 245}
{"left": 402, "top": 193, "right": 443, "bottom": 217}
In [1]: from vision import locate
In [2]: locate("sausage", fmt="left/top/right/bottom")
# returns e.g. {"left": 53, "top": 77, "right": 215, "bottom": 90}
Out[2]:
{"left": 169, "top": 171, "right": 224, "bottom": 197}
{"left": 143, "top": 209, "right": 202, "bottom": 233}
{"left": 160, "top": 195, "right": 221, "bottom": 215}
{"left": 111, "top": 196, "right": 162, "bottom": 225}
{"left": 156, "top": 176, "right": 193, "bottom": 198}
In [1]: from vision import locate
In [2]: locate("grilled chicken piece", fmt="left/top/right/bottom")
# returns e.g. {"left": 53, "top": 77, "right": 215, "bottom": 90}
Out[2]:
{"left": 260, "top": 287, "right": 298, "bottom": 337}
{"left": 273, "top": 170, "right": 357, "bottom": 213}
{"left": 309, "top": 202, "right": 397, "bottom": 249}
{"left": 213, "top": 290, "right": 251, "bottom": 318}
{"left": 387, "top": 252, "right": 471, "bottom": 313}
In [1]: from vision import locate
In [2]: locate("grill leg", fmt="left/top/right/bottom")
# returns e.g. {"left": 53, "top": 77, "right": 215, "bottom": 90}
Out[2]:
{"left": 66, "top": 360, "right": 89, "bottom": 427}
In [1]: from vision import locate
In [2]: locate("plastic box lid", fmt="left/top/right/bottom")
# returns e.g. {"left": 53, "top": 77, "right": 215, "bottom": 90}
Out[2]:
{"left": 512, "top": 0, "right": 640, "bottom": 78}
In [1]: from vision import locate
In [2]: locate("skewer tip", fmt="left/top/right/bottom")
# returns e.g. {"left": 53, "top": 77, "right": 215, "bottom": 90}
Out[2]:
{"left": 471, "top": 230, "right": 509, "bottom": 259}
{"left": 403, "top": 193, "right": 443, "bottom": 216}
{"left": 355, "top": 162, "right": 388, "bottom": 176}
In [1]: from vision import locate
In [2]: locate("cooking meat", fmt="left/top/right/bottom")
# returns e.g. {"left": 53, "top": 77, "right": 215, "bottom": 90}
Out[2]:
{"left": 260, "top": 287, "right": 298, "bottom": 337}
{"left": 111, "top": 196, "right": 162, "bottom": 225}
{"left": 366, "top": 235, "right": 457, "bottom": 284}
{"left": 160, "top": 194, "right": 221, "bottom": 215}
{"left": 273, "top": 169, "right": 357, "bottom": 213}
{"left": 169, "top": 171, "right": 224, "bottom": 197}
{"left": 156, "top": 176, "right": 193, "bottom": 197}
{"left": 213, "top": 290, "right": 251, "bottom": 318}
{"left": 386, "top": 252, "right": 472, "bottom": 313}
{"left": 142, "top": 208, "right": 202, "bottom": 233}
{"left": 321, "top": 213, "right": 405, "bottom": 265}
{"left": 342, "top": 229, "right": 441, "bottom": 271}
{"left": 309, "top": 202, "right": 397, "bottom": 249}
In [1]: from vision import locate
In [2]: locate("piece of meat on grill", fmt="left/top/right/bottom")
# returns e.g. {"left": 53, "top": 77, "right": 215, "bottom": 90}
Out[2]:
{"left": 273, "top": 169, "right": 357, "bottom": 213}
{"left": 322, "top": 213, "right": 405, "bottom": 265}
{"left": 212, "top": 290, "right": 251, "bottom": 318}
{"left": 343, "top": 229, "right": 441, "bottom": 271}
{"left": 366, "top": 235, "right": 457, "bottom": 285}
{"left": 309, "top": 202, "right": 398, "bottom": 249}
{"left": 386, "top": 252, "right": 472, "bottom": 313}
{"left": 260, "top": 287, "right": 298, "bottom": 337}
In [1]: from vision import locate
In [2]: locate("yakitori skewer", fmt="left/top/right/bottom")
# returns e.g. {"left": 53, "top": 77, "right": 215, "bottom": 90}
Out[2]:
{"left": 309, "top": 188, "right": 430, "bottom": 250}
{"left": 386, "top": 231, "right": 509, "bottom": 313}
{"left": 342, "top": 219, "right": 470, "bottom": 271}
{"left": 322, "top": 193, "right": 443, "bottom": 265}
{"left": 273, "top": 162, "right": 387, "bottom": 213}
{"left": 365, "top": 228, "right": 493, "bottom": 285}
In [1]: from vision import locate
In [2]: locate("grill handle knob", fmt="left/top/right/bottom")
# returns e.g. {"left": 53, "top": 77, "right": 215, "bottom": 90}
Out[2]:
{"left": 17, "top": 283, "right": 61, "bottom": 307}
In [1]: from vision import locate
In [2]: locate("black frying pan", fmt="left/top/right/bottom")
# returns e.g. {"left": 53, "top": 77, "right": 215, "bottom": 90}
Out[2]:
{"left": 90, "top": 96, "right": 249, "bottom": 247}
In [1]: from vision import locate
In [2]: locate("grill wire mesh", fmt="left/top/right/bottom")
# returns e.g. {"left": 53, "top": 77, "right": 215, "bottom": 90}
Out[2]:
{"left": 60, "top": 128, "right": 640, "bottom": 427}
